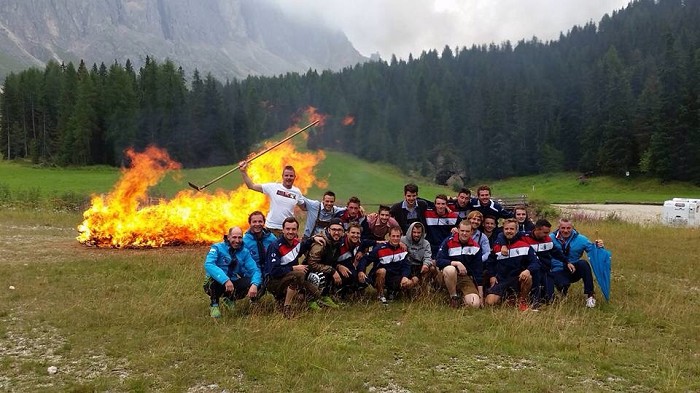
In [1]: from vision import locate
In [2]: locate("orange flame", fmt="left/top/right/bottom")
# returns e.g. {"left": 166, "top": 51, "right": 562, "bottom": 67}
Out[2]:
{"left": 342, "top": 115, "right": 355, "bottom": 126}
{"left": 77, "top": 125, "right": 325, "bottom": 248}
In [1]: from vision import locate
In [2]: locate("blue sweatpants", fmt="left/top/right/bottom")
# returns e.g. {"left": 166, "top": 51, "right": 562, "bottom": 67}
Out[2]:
{"left": 543, "top": 259, "right": 594, "bottom": 301}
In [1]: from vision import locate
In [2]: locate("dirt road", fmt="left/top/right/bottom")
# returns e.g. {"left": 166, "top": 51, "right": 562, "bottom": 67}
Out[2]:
{"left": 553, "top": 204, "right": 661, "bottom": 225}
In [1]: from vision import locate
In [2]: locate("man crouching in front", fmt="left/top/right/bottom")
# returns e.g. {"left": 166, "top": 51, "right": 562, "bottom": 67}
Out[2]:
{"left": 203, "top": 227, "right": 262, "bottom": 319}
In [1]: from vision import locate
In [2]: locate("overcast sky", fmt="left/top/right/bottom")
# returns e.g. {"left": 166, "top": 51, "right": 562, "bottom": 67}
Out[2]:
{"left": 269, "top": 0, "right": 632, "bottom": 59}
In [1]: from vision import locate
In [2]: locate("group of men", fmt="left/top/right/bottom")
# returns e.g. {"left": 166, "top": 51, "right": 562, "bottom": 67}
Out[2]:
{"left": 203, "top": 161, "right": 606, "bottom": 318}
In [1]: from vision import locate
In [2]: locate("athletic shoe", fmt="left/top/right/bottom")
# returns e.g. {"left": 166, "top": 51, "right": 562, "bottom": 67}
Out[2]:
{"left": 387, "top": 291, "right": 397, "bottom": 301}
{"left": 450, "top": 295, "right": 461, "bottom": 308}
{"left": 518, "top": 299, "right": 529, "bottom": 312}
{"left": 221, "top": 297, "right": 235, "bottom": 311}
{"left": 378, "top": 296, "right": 388, "bottom": 306}
{"left": 283, "top": 305, "right": 293, "bottom": 319}
{"left": 319, "top": 295, "right": 340, "bottom": 309}
{"left": 210, "top": 305, "right": 222, "bottom": 319}
{"left": 308, "top": 301, "right": 322, "bottom": 311}
{"left": 586, "top": 296, "right": 596, "bottom": 308}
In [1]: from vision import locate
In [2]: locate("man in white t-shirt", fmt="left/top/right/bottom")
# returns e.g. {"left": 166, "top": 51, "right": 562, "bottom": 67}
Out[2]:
{"left": 239, "top": 161, "right": 305, "bottom": 237}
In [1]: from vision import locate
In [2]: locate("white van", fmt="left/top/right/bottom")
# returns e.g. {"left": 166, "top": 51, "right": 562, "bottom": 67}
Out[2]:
{"left": 663, "top": 198, "right": 700, "bottom": 227}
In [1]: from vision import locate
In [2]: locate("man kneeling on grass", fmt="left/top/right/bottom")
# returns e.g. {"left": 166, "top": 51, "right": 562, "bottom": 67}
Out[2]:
{"left": 305, "top": 218, "right": 345, "bottom": 309}
{"left": 265, "top": 217, "right": 321, "bottom": 318}
{"left": 203, "top": 227, "right": 262, "bottom": 319}
{"left": 436, "top": 221, "right": 483, "bottom": 308}
{"left": 485, "top": 219, "right": 540, "bottom": 311}
{"left": 549, "top": 218, "right": 605, "bottom": 308}
{"left": 359, "top": 226, "right": 418, "bottom": 305}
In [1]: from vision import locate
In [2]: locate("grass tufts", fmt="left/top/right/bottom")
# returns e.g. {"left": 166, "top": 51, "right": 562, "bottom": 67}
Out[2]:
{"left": 1, "top": 210, "right": 699, "bottom": 391}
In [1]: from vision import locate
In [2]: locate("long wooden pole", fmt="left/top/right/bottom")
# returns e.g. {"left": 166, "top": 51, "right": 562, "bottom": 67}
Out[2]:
{"left": 188, "top": 119, "right": 320, "bottom": 191}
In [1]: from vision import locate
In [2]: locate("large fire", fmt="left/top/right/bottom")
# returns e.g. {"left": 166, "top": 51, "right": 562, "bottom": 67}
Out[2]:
{"left": 77, "top": 115, "right": 326, "bottom": 248}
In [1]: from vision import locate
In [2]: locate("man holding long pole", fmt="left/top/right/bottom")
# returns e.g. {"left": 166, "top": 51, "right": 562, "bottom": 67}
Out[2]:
{"left": 239, "top": 161, "right": 305, "bottom": 237}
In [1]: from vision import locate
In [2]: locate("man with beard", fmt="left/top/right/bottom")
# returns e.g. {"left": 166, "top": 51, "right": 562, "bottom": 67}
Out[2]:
{"left": 486, "top": 219, "right": 540, "bottom": 311}
{"left": 305, "top": 218, "right": 345, "bottom": 308}
{"left": 401, "top": 222, "right": 435, "bottom": 288}
{"left": 203, "top": 227, "right": 262, "bottom": 319}
{"left": 265, "top": 217, "right": 321, "bottom": 317}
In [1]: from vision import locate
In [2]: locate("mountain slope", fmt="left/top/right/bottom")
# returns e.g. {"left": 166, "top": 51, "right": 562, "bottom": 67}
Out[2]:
{"left": 0, "top": 0, "right": 367, "bottom": 81}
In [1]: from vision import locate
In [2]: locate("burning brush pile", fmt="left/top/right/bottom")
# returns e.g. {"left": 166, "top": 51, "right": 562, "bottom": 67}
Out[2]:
{"left": 77, "top": 120, "right": 326, "bottom": 248}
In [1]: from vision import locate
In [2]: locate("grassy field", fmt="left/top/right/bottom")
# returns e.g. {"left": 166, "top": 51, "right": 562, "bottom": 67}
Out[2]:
{"left": 1, "top": 152, "right": 700, "bottom": 390}
{"left": 1, "top": 209, "right": 699, "bottom": 391}
{"left": 2, "top": 153, "right": 699, "bottom": 209}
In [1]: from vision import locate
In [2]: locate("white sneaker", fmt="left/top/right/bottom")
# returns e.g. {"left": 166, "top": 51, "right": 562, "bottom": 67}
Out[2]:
{"left": 378, "top": 296, "right": 388, "bottom": 306}
{"left": 586, "top": 296, "right": 596, "bottom": 308}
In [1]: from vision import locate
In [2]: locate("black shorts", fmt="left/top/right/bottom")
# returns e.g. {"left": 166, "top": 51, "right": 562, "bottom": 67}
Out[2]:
{"left": 385, "top": 272, "right": 405, "bottom": 291}
{"left": 486, "top": 276, "right": 520, "bottom": 297}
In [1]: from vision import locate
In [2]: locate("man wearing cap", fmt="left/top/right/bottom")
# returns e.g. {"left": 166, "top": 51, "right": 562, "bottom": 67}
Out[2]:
{"left": 203, "top": 227, "right": 262, "bottom": 318}
{"left": 305, "top": 218, "right": 345, "bottom": 308}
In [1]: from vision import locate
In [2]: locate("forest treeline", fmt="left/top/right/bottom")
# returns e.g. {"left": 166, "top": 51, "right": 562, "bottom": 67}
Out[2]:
{"left": 1, "top": 0, "right": 699, "bottom": 183}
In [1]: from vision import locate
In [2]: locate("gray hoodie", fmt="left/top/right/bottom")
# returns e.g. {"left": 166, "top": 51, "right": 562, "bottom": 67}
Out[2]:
{"left": 401, "top": 222, "right": 433, "bottom": 267}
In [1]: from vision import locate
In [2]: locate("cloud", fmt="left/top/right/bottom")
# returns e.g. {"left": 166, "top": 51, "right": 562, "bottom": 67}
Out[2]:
{"left": 268, "top": 0, "right": 631, "bottom": 59}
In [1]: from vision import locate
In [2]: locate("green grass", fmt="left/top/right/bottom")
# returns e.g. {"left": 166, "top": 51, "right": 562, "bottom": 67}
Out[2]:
{"left": 482, "top": 172, "right": 700, "bottom": 204}
{"left": 3, "top": 152, "right": 699, "bottom": 210}
{"left": 1, "top": 210, "right": 699, "bottom": 391}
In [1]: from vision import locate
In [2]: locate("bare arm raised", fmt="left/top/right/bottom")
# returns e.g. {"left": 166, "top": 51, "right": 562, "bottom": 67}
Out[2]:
{"left": 239, "top": 160, "right": 263, "bottom": 193}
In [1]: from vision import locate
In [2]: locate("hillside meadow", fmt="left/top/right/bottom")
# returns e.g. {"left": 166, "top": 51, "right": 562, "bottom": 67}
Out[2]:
{"left": 1, "top": 154, "right": 700, "bottom": 391}
{"left": 2, "top": 151, "right": 700, "bottom": 208}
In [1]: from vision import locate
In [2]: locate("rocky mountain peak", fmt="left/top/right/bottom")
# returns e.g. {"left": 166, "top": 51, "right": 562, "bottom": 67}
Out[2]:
{"left": 0, "top": 0, "right": 367, "bottom": 81}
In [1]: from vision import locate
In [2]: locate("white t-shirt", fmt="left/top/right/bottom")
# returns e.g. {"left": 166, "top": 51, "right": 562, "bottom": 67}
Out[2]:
{"left": 261, "top": 183, "right": 304, "bottom": 229}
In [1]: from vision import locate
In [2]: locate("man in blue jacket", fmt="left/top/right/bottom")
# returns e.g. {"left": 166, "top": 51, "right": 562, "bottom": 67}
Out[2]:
{"left": 550, "top": 218, "right": 605, "bottom": 308}
{"left": 203, "top": 227, "right": 262, "bottom": 318}
{"left": 242, "top": 211, "right": 277, "bottom": 271}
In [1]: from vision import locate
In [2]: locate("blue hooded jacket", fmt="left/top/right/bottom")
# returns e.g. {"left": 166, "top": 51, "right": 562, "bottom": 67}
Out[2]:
{"left": 549, "top": 229, "right": 597, "bottom": 272}
{"left": 242, "top": 229, "right": 277, "bottom": 269}
{"left": 204, "top": 241, "right": 262, "bottom": 287}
